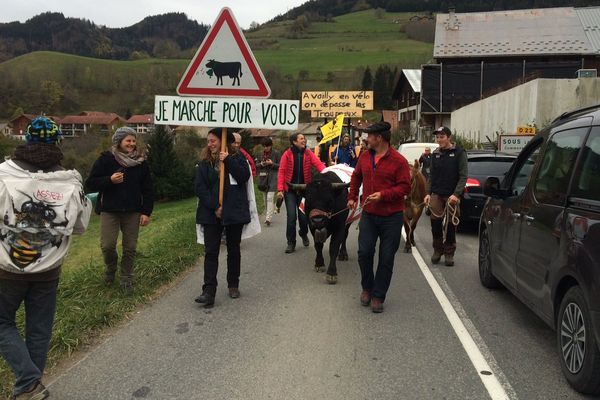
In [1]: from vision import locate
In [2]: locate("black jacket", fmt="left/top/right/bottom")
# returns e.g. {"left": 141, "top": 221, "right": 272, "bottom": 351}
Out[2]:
{"left": 195, "top": 152, "right": 251, "bottom": 226}
{"left": 429, "top": 146, "right": 468, "bottom": 197}
{"left": 86, "top": 151, "right": 154, "bottom": 216}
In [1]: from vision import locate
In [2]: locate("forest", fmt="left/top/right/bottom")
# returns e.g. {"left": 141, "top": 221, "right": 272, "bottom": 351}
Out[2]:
{"left": 0, "top": 12, "right": 208, "bottom": 62}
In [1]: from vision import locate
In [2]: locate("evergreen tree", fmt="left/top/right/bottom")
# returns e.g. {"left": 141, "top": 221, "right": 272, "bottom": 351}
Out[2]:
{"left": 373, "top": 65, "right": 394, "bottom": 109}
{"left": 147, "top": 125, "right": 193, "bottom": 200}
{"left": 362, "top": 66, "right": 373, "bottom": 91}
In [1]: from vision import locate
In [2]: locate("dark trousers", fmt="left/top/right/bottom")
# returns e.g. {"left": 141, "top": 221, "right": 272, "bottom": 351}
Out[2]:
{"left": 357, "top": 211, "right": 403, "bottom": 301}
{"left": 202, "top": 222, "right": 244, "bottom": 296}
{"left": 284, "top": 191, "right": 308, "bottom": 243}
{"left": 0, "top": 279, "right": 59, "bottom": 396}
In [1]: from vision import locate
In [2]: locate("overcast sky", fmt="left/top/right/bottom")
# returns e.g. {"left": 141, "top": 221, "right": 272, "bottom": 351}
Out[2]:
{"left": 1, "top": 0, "right": 307, "bottom": 29}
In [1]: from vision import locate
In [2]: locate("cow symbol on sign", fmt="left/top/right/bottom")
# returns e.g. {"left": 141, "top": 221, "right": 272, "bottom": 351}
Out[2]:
{"left": 205, "top": 60, "right": 243, "bottom": 86}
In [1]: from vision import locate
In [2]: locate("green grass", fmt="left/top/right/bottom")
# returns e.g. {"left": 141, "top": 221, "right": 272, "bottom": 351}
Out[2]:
{"left": 248, "top": 10, "right": 433, "bottom": 79}
{"left": 0, "top": 198, "right": 201, "bottom": 398}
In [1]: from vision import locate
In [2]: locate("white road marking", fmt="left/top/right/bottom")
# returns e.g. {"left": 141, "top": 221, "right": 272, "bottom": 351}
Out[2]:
{"left": 405, "top": 232, "right": 517, "bottom": 400}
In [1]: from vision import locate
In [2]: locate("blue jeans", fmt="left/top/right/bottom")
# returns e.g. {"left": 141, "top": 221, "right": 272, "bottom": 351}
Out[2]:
{"left": 357, "top": 211, "right": 403, "bottom": 301}
{"left": 284, "top": 191, "right": 308, "bottom": 243}
{"left": 0, "top": 278, "right": 58, "bottom": 396}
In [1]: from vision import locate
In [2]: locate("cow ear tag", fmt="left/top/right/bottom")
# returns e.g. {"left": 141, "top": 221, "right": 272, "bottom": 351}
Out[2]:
{"left": 177, "top": 7, "right": 270, "bottom": 98}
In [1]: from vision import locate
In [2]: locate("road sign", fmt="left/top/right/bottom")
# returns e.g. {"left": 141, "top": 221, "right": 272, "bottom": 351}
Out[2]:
{"left": 177, "top": 8, "right": 270, "bottom": 98}
{"left": 154, "top": 95, "right": 299, "bottom": 130}
{"left": 498, "top": 134, "right": 534, "bottom": 153}
{"left": 517, "top": 126, "right": 536, "bottom": 135}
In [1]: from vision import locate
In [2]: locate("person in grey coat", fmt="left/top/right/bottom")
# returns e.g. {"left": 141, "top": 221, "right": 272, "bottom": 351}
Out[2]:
{"left": 254, "top": 137, "right": 281, "bottom": 226}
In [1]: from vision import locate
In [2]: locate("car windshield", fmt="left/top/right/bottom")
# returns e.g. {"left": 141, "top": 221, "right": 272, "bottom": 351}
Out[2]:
{"left": 467, "top": 158, "right": 515, "bottom": 175}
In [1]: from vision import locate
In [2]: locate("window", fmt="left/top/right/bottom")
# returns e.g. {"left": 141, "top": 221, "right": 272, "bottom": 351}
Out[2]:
{"left": 571, "top": 128, "right": 600, "bottom": 202}
{"left": 534, "top": 129, "right": 586, "bottom": 205}
{"left": 511, "top": 150, "right": 539, "bottom": 197}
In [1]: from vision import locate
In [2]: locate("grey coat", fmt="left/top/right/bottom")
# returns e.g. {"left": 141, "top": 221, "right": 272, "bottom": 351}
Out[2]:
{"left": 254, "top": 149, "right": 281, "bottom": 192}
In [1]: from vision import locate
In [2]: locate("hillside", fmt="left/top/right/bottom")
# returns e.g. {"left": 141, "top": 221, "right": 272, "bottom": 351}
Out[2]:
{"left": 0, "top": 12, "right": 208, "bottom": 62}
{"left": 272, "top": 0, "right": 599, "bottom": 21}
{"left": 0, "top": 10, "right": 433, "bottom": 119}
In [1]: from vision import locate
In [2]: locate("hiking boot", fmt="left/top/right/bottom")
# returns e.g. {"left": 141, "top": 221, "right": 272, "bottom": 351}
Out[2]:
{"left": 431, "top": 250, "right": 443, "bottom": 264}
{"left": 194, "top": 293, "right": 215, "bottom": 307}
{"left": 228, "top": 288, "right": 240, "bottom": 299}
{"left": 371, "top": 298, "right": 384, "bottom": 313}
{"left": 360, "top": 291, "right": 371, "bottom": 307}
{"left": 301, "top": 234, "right": 310, "bottom": 247}
{"left": 13, "top": 380, "right": 49, "bottom": 400}
{"left": 285, "top": 242, "right": 296, "bottom": 253}
{"left": 445, "top": 254, "right": 454, "bottom": 267}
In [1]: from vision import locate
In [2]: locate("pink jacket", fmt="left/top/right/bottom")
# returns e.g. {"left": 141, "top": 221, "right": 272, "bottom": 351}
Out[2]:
{"left": 277, "top": 147, "right": 324, "bottom": 192}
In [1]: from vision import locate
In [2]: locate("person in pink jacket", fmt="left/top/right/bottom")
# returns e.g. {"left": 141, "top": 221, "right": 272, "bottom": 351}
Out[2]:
{"left": 277, "top": 133, "right": 324, "bottom": 253}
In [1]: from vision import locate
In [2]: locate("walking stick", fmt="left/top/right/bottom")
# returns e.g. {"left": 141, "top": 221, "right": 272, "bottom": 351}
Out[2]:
{"left": 219, "top": 127, "right": 227, "bottom": 206}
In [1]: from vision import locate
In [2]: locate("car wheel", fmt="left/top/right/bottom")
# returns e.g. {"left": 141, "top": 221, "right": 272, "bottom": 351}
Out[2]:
{"left": 478, "top": 228, "right": 501, "bottom": 289}
{"left": 557, "top": 286, "right": 600, "bottom": 395}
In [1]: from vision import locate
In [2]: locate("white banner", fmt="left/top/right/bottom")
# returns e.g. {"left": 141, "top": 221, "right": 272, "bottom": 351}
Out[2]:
{"left": 154, "top": 95, "right": 299, "bottom": 130}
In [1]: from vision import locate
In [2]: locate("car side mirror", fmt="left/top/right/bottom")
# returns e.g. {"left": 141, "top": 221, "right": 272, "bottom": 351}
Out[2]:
{"left": 483, "top": 177, "right": 503, "bottom": 198}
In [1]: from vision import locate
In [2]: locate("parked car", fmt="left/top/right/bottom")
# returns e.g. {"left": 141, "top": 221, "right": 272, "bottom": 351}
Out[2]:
{"left": 397, "top": 142, "right": 439, "bottom": 165}
{"left": 460, "top": 151, "right": 517, "bottom": 223}
{"left": 479, "top": 104, "right": 600, "bottom": 395}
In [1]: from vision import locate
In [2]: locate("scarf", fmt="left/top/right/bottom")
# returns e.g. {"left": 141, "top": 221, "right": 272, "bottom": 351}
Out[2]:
{"left": 111, "top": 146, "right": 145, "bottom": 168}
{"left": 13, "top": 143, "right": 63, "bottom": 169}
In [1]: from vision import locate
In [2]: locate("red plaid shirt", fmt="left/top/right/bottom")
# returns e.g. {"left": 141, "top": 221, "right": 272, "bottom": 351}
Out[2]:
{"left": 349, "top": 147, "right": 411, "bottom": 216}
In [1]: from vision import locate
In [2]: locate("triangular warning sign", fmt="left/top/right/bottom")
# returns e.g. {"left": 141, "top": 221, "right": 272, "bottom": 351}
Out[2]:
{"left": 177, "top": 8, "right": 271, "bottom": 98}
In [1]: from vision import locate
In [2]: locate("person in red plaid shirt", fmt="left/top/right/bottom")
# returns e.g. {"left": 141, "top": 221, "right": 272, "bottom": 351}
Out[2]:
{"left": 347, "top": 121, "right": 411, "bottom": 313}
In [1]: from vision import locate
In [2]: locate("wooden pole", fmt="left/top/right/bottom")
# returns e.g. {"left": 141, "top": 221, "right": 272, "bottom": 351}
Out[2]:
{"left": 219, "top": 127, "right": 226, "bottom": 206}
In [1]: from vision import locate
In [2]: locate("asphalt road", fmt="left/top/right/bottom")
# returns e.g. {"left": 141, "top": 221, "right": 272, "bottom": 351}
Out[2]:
{"left": 47, "top": 214, "right": 596, "bottom": 399}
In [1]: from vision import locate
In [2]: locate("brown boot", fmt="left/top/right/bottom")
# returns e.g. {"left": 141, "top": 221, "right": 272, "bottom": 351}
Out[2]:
{"left": 445, "top": 253, "right": 454, "bottom": 267}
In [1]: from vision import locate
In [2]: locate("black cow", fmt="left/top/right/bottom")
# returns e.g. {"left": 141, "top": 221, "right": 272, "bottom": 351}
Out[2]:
{"left": 289, "top": 171, "right": 351, "bottom": 284}
{"left": 205, "top": 59, "right": 243, "bottom": 86}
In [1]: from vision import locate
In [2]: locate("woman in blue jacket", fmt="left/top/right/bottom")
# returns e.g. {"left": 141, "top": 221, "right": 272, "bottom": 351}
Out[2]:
{"left": 194, "top": 128, "right": 251, "bottom": 308}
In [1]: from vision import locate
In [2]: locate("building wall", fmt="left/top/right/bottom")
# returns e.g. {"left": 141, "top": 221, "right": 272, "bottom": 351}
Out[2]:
{"left": 450, "top": 78, "right": 600, "bottom": 144}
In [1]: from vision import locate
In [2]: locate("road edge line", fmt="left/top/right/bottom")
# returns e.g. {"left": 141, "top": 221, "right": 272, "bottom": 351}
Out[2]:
{"left": 405, "top": 232, "right": 516, "bottom": 400}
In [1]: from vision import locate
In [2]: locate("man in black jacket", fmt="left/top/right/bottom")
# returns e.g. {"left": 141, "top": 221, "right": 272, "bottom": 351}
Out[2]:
{"left": 423, "top": 126, "right": 468, "bottom": 266}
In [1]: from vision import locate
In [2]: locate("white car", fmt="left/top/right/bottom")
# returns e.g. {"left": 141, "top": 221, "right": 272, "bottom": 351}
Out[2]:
{"left": 397, "top": 142, "right": 439, "bottom": 165}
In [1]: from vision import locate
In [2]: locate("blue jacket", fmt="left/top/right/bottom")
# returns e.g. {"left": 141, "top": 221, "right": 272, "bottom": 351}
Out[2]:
{"left": 195, "top": 152, "right": 251, "bottom": 226}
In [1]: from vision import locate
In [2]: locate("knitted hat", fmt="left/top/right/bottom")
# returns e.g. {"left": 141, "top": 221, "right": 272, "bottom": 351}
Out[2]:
{"left": 25, "top": 116, "right": 62, "bottom": 144}
{"left": 112, "top": 127, "right": 137, "bottom": 146}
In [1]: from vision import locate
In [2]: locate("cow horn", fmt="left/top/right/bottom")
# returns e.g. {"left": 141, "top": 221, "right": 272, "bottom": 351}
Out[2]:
{"left": 288, "top": 183, "right": 307, "bottom": 191}
{"left": 331, "top": 183, "right": 350, "bottom": 189}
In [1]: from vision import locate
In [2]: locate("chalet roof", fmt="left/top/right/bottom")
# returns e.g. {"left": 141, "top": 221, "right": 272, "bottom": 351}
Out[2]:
{"left": 402, "top": 69, "right": 421, "bottom": 93}
{"left": 577, "top": 7, "right": 600, "bottom": 54}
{"left": 434, "top": 6, "right": 600, "bottom": 59}
{"left": 9, "top": 114, "right": 36, "bottom": 123}
{"left": 60, "top": 113, "right": 124, "bottom": 125}
{"left": 127, "top": 114, "right": 154, "bottom": 124}
{"left": 9, "top": 114, "right": 61, "bottom": 124}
